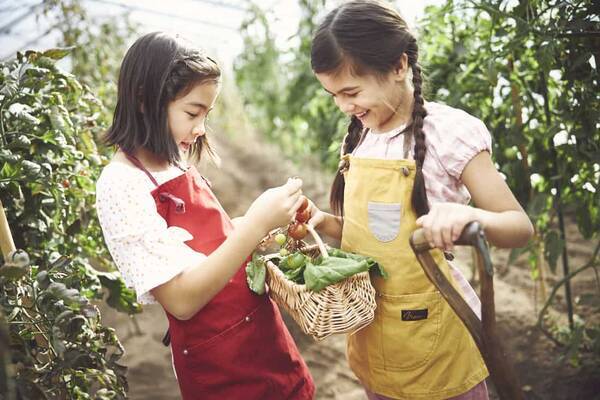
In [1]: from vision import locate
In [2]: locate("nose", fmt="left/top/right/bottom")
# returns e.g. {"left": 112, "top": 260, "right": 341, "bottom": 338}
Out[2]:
{"left": 192, "top": 121, "right": 206, "bottom": 138}
{"left": 335, "top": 97, "right": 355, "bottom": 115}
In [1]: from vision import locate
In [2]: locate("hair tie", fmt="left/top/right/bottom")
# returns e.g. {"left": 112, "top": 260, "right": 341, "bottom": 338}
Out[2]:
{"left": 338, "top": 159, "right": 349, "bottom": 174}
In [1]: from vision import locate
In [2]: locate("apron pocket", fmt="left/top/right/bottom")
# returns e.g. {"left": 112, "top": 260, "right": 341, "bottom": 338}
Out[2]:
{"left": 367, "top": 202, "right": 402, "bottom": 242}
{"left": 379, "top": 291, "right": 442, "bottom": 371}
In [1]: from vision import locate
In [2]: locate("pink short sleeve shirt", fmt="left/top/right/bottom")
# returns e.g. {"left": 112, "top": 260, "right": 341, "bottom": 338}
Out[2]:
{"left": 352, "top": 101, "right": 493, "bottom": 206}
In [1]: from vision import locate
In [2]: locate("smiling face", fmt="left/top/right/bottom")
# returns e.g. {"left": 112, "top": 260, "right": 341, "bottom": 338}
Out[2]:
{"left": 167, "top": 80, "right": 220, "bottom": 156}
{"left": 315, "top": 62, "right": 411, "bottom": 133}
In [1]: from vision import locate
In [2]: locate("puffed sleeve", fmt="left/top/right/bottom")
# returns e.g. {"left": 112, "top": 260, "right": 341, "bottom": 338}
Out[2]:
{"left": 96, "top": 163, "right": 206, "bottom": 304}
{"left": 426, "top": 104, "right": 493, "bottom": 181}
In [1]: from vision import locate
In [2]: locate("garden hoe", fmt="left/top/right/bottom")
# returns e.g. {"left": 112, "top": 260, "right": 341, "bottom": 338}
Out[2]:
{"left": 410, "top": 221, "right": 525, "bottom": 400}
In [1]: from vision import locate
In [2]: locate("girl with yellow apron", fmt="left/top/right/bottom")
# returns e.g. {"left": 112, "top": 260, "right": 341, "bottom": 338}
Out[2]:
{"left": 341, "top": 154, "right": 488, "bottom": 399}
{"left": 307, "top": 1, "right": 534, "bottom": 398}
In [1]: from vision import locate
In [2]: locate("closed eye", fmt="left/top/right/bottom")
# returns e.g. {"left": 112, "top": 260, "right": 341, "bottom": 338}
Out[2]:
{"left": 185, "top": 111, "right": 198, "bottom": 118}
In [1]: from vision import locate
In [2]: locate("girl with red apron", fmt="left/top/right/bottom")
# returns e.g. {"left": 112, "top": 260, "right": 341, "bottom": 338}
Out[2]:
{"left": 126, "top": 154, "right": 314, "bottom": 400}
{"left": 96, "top": 32, "right": 314, "bottom": 400}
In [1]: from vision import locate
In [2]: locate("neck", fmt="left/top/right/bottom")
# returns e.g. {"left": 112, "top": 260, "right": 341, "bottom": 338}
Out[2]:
{"left": 376, "top": 82, "right": 415, "bottom": 133}
{"left": 131, "top": 147, "right": 170, "bottom": 172}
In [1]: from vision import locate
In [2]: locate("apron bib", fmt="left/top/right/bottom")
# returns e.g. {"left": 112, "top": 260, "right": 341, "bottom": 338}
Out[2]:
{"left": 342, "top": 155, "right": 487, "bottom": 400}
{"left": 127, "top": 155, "right": 314, "bottom": 400}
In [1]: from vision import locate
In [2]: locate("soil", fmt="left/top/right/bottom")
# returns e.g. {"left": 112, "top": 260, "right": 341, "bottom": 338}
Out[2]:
{"left": 99, "top": 131, "right": 600, "bottom": 400}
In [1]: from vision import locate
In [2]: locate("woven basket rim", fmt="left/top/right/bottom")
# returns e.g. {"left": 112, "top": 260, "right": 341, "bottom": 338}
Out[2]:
{"left": 264, "top": 244, "right": 372, "bottom": 293}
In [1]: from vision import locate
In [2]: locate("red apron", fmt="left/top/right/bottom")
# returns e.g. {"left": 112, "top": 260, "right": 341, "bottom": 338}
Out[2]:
{"left": 127, "top": 155, "right": 315, "bottom": 400}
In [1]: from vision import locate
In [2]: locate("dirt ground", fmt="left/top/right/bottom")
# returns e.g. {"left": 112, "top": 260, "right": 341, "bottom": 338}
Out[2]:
{"left": 99, "top": 131, "right": 600, "bottom": 400}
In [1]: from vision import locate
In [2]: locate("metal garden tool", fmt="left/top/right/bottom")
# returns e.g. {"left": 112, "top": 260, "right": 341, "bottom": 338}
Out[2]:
{"left": 410, "top": 221, "right": 525, "bottom": 400}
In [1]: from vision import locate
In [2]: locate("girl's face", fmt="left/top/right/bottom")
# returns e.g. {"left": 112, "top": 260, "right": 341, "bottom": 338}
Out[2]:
{"left": 315, "top": 62, "right": 409, "bottom": 133}
{"left": 167, "top": 80, "right": 220, "bottom": 155}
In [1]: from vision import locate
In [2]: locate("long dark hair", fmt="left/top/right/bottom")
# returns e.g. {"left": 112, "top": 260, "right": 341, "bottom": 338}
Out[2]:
{"left": 105, "top": 32, "right": 221, "bottom": 165}
{"left": 311, "top": 0, "right": 429, "bottom": 217}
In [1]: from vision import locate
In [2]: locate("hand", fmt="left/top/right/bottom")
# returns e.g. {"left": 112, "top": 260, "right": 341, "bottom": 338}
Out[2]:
{"left": 306, "top": 199, "right": 326, "bottom": 229}
{"left": 245, "top": 178, "right": 304, "bottom": 236}
{"left": 415, "top": 203, "right": 480, "bottom": 251}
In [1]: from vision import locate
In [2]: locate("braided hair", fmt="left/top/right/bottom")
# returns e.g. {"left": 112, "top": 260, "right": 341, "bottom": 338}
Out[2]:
{"left": 311, "top": 0, "right": 429, "bottom": 217}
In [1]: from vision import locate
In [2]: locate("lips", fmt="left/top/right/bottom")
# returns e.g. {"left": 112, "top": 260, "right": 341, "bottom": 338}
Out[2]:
{"left": 179, "top": 142, "right": 192, "bottom": 152}
{"left": 355, "top": 110, "right": 369, "bottom": 121}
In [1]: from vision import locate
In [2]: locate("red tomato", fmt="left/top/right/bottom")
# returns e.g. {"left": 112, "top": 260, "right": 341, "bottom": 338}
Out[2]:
{"left": 61, "top": 179, "right": 70, "bottom": 188}
{"left": 288, "top": 222, "right": 308, "bottom": 240}
{"left": 295, "top": 208, "right": 311, "bottom": 223}
{"left": 298, "top": 196, "right": 309, "bottom": 213}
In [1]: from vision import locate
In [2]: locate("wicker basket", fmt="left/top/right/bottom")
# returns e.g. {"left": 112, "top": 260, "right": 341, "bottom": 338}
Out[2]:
{"left": 264, "top": 226, "right": 377, "bottom": 341}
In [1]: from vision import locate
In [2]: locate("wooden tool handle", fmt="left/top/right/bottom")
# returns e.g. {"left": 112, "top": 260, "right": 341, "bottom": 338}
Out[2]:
{"left": 0, "top": 200, "right": 16, "bottom": 262}
{"left": 411, "top": 220, "right": 483, "bottom": 251}
{"left": 410, "top": 221, "right": 524, "bottom": 400}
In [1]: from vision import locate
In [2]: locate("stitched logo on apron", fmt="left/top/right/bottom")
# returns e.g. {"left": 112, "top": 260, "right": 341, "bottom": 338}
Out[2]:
{"left": 401, "top": 309, "right": 428, "bottom": 321}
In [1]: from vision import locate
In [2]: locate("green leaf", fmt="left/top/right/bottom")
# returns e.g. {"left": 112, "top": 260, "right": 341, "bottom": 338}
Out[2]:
{"left": 45, "top": 282, "right": 83, "bottom": 307}
{"left": 42, "top": 47, "right": 75, "bottom": 60}
{"left": 245, "top": 252, "right": 266, "bottom": 295}
{"left": 96, "top": 271, "right": 141, "bottom": 314}
{"left": 304, "top": 254, "right": 375, "bottom": 292}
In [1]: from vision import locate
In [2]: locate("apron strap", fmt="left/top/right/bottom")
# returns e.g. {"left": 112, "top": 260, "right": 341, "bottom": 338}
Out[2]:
{"left": 403, "top": 129, "right": 413, "bottom": 160}
{"left": 123, "top": 152, "right": 160, "bottom": 187}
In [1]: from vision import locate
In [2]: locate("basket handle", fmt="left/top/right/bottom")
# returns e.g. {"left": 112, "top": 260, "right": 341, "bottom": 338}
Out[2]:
{"left": 306, "top": 225, "right": 329, "bottom": 259}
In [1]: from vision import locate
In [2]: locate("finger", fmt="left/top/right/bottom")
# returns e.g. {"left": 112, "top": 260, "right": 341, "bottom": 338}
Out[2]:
{"left": 307, "top": 213, "right": 322, "bottom": 228}
{"left": 441, "top": 223, "right": 453, "bottom": 251}
{"left": 426, "top": 209, "right": 444, "bottom": 249}
{"left": 451, "top": 223, "right": 461, "bottom": 242}
{"left": 451, "top": 221, "right": 466, "bottom": 243}
{"left": 285, "top": 177, "right": 303, "bottom": 194}
{"left": 431, "top": 226, "right": 444, "bottom": 250}
{"left": 420, "top": 215, "right": 435, "bottom": 248}
{"left": 291, "top": 193, "right": 306, "bottom": 214}
{"left": 437, "top": 213, "right": 454, "bottom": 250}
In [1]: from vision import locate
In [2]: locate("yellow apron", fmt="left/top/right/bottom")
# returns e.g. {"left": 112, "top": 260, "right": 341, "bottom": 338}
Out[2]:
{"left": 342, "top": 155, "right": 488, "bottom": 400}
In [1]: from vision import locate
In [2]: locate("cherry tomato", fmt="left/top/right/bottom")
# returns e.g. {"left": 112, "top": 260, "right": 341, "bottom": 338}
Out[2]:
{"left": 298, "top": 196, "right": 309, "bottom": 213}
{"left": 288, "top": 222, "right": 308, "bottom": 240}
{"left": 61, "top": 179, "right": 70, "bottom": 188}
{"left": 295, "top": 208, "right": 311, "bottom": 223}
{"left": 275, "top": 233, "right": 287, "bottom": 246}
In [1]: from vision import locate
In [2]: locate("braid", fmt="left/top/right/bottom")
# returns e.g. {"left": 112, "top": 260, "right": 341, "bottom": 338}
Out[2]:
{"left": 330, "top": 116, "right": 364, "bottom": 216}
{"left": 407, "top": 40, "right": 430, "bottom": 217}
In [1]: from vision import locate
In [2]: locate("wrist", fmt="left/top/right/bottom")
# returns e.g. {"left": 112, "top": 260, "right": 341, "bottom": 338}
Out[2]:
{"left": 472, "top": 207, "right": 491, "bottom": 228}
{"left": 236, "top": 215, "right": 268, "bottom": 243}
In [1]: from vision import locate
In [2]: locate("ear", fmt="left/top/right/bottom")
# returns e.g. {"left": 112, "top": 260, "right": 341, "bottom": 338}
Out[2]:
{"left": 393, "top": 53, "right": 409, "bottom": 82}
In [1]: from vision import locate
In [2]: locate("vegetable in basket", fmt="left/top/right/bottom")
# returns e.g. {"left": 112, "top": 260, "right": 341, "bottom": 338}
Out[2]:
{"left": 246, "top": 201, "right": 387, "bottom": 294}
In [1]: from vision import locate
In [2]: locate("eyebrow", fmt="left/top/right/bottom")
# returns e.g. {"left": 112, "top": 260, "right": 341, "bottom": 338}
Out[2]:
{"left": 324, "top": 86, "right": 360, "bottom": 95}
{"left": 185, "top": 102, "right": 212, "bottom": 110}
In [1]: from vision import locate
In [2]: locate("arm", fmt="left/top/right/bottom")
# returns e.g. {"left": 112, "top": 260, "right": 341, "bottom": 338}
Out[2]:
{"left": 416, "top": 151, "right": 533, "bottom": 250}
{"left": 462, "top": 151, "right": 533, "bottom": 247}
{"left": 307, "top": 201, "right": 344, "bottom": 241}
{"left": 151, "top": 218, "right": 265, "bottom": 320}
{"left": 152, "top": 179, "right": 304, "bottom": 320}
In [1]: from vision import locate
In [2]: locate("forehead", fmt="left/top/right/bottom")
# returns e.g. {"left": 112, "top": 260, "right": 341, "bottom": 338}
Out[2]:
{"left": 315, "top": 67, "right": 376, "bottom": 93}
{"left": 175, "top": 80, "right": 220, "bottom": 105}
